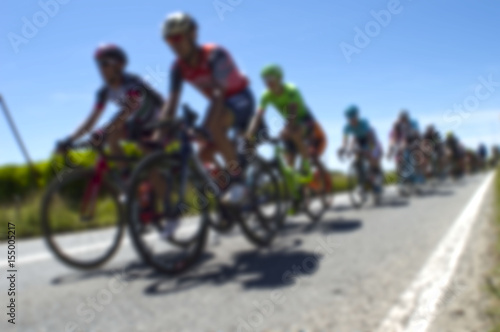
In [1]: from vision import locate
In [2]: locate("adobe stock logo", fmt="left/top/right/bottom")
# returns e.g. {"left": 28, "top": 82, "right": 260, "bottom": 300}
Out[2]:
{"left": 7, "top": 0, "right": 71, "bottom": 54}
{"left": 339, "top": 0, "right": 404, "bottom": 63}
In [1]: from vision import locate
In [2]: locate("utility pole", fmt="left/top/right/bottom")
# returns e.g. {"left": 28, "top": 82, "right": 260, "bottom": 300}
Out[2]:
{"left": 0, "top": 94, "right": 39, "bottom": 182}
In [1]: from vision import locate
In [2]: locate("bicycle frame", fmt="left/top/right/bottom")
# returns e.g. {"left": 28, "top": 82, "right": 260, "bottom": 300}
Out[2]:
{"left": 72, "top": 143, "right": 142, "bottom": 220}
{"left": 272, "top": 141, "right": 314, "bottom": 200}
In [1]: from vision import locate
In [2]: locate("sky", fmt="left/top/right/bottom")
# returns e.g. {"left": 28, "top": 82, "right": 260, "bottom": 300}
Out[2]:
{"left": 1, "top": 0, "right": 500, "bottom": 170}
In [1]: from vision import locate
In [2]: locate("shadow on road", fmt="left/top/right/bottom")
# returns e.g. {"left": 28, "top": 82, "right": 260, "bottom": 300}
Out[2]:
{"left": 281, "top": 218, "right": 363, "bottom": 236}
{"left": 143, "top": 245, "right": 323, "bottom": 296}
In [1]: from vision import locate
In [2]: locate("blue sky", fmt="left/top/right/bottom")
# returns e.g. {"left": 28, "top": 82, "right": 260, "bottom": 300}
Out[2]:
{"left": 2, "top": 0, "right": 500, "bottom": 169}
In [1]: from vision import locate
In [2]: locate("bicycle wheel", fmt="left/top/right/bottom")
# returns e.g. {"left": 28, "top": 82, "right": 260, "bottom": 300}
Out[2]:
{"left": 41, "top": 169, "right": 125, "bottom": 269}
{"left": 303, "top": 165, "right": 330, "bottom": 223}
{"left": 126, "top": 151, "right": 209, "bottom": 275}
{"left": 347, "top": 161, "right": 369, "bottom": 208}
{"left": 238, "top": 157, "right": 285, "bottom": 247}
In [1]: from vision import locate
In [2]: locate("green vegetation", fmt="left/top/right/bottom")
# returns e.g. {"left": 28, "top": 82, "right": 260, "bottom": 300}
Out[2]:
{"left": 487, "top": 168, "right": 500, "bottom": 331}
{"left": 0, "top": 192, "right": 119, "bottom": 239}
{"left": 1, "top": 153, "right": 397, "bottom": 240}
{"left": 0, "top": 150, "right": 97, "bottom": 203}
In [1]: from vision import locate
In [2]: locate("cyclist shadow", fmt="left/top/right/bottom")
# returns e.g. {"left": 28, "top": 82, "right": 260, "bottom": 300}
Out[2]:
{"left": 281, "top": 218, "right": 363, "bottom": 236}
{"left": 50, "top": 259, "right": 174, "bottom": 286}
{"left": 417, "top": 189, "right": 454, "bottom": 197}
{"left": 143, "top": 245, "right": 323, "bottom": 297}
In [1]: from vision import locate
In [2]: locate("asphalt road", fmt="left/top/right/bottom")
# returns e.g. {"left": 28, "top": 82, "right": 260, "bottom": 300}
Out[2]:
{"left": 0, "top": 173, "right": 493, "bottom": 332}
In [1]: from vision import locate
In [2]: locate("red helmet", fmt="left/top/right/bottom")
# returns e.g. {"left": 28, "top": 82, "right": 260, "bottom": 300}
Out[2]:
{"left": 94, "top": 44, "right": 127, "bottom": 64}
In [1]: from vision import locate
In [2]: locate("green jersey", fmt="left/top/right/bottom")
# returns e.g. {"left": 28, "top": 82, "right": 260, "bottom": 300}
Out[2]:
{"left": 259, "top": 83, "right": 310, "bottom": 123}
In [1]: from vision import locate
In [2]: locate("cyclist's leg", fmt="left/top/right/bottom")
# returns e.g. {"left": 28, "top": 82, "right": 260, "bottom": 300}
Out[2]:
{"left": 307, "top": 121, "right": 330, "bottom": 188}
{"left": 214, "top": 89, "right": 255, "bottom": 202}
{"left": 221, "top": 88, "right": 256, "bottom": 173}
{"left": 280, "top": 126, "right": 298, "bottom": 167}
{"left": 281, "top": 123, "right": 310, "bottom": 164}
{"left": 107, "top": 122, "right": 128, "bottom": 172}
{"left": 368, "top": 143, "right": 383, "bottom": 192}
{"left": 204, "top": 106, "right": 238, "bottom": 169}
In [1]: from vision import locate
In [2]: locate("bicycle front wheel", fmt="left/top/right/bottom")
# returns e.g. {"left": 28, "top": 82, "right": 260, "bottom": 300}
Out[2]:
{"left": 41, "top": 169, "right": 125, "bottom": 269}
{"left": 126, "top": 151, "right": 209, "bottom": 275}
{"left": 347, "top": 161, "right": 369, "bottom": 209}
{"left": 238, "top": 157, "right": 285, "bottom": 247}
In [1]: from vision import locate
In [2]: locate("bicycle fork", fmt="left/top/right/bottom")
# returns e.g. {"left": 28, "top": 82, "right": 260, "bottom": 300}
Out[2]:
{"left": 80, "top": 158, "right": 107, "bottom": 221}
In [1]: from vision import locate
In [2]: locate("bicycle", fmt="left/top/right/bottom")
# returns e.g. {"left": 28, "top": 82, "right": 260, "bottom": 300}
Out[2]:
{"left": 264, "top": 138, "right": 332, "bottom": 224}
{"left": 41, "top": 139, "right": 137, "bottom": 269}
{"left": 125, "top": 105, "right": 285, "bottom": 274}
{"left": 342, "top": 148, "right": 383, "bottom": 208}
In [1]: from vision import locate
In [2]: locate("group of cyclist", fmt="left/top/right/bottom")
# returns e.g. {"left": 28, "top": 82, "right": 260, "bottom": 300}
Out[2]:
{"left": 57, "top": 11, "right": 491, "bottom": 238}
{"left": 340, "top": 104, "right": 490, "bottom": 197}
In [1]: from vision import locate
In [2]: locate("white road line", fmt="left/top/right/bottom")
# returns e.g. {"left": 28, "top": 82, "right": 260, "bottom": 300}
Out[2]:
{"left": 16, "top": 222, "right": 201, "bottom": 265}
{"left": 375, "top": 172, "right": 495, "bottom": 332}
{"left": 17, "top": 238, "right": 131, "bottom": 264}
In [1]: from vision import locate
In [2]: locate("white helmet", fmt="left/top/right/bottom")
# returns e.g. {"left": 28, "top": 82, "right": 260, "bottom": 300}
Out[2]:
{"left": 162, "top": 12, "right": 196, "bottom": 38}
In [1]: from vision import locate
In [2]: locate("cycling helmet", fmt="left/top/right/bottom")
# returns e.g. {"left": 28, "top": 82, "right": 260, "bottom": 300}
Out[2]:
{"left": 162, "top": 12, "right": 197, "bottom": 38}
{"left": 345, "top": 105, "right": 359, "bottom": 119}
{"left": 399, "top": 110, "right": 409, "bottom": 121}
{"left": 261, "top": 64, "right": 283, "bottom": 79}
{"left": 94, "top": 44, "right": 127, "bottom": 64}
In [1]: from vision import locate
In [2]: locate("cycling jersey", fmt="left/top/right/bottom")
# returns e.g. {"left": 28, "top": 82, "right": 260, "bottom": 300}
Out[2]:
{"left": 423, "top": 130, "right": 441, "bottom": 143}
{"left": 391, "top": 119, "right": 420, "bottom": 144}
{"left": 170, "top": 44, "right": 249, "bottom": 98}
{"left": 344, "top": 119, "right": 381, "bottom": 157}
{"left": 259, "top": 83, "right": 311, "bottom": 123}
{"left": 445, "top": 137, "right": 462, "bottom": 159}
{"left": 478, "top": 144, "right": 487, "bottom": 159}
{"left": 344, "top": 119, "right": 371, "bottom": 141}
{"left": 95, "top": 73, "right": 163, "bottom": 124}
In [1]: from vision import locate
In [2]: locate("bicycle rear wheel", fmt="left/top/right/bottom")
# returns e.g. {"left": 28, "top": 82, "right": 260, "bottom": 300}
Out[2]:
{"left": 41, "top": 169, "right": 125, "bottom": 269}
{"left": 303, "top": 165, "right": 330, "bottom": 223}
{"left": 126, "top": 151, "right": 209, "bottom": 275}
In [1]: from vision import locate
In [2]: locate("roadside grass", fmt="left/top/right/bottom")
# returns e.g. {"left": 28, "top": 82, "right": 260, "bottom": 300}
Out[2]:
{"left": 0, "top": 171, "right": 396, "bottom": 240}
{"left": 0, "top": 192, "right": 119, "bottom": 240}
{"left": 487, "top": 168, "right": 500, "bottom": 331}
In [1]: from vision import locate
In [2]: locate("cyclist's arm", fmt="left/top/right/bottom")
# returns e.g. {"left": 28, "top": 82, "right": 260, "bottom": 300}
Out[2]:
{"left": 340, "top": 122, "right": 351, "bottom": 150}
{"left": 340, "top": 133, "right": 349, "bottom": 150}
{"left": 159, "top": 64, "right": 183, "bottom": 122}
{"left": 246, "top": 108, "right": 265, "bottom": 140}
{"left": 69, "top": 89, "right": 107, "bottom": 141}
{"left": 247, "top": 92, "right": 269, "bottom": 139}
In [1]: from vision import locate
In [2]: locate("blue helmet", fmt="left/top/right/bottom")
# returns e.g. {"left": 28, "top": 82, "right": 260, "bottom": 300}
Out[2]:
{"left": 345, "top": 105, "right": 359, "bottom": 119}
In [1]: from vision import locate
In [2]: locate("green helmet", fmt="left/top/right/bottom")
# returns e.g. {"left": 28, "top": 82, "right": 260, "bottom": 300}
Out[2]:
{"left": 345, "top": 105, "right": 359, "bottom": 119}
{"left": 261, "top": 64, "right": 283, "bottom": 79}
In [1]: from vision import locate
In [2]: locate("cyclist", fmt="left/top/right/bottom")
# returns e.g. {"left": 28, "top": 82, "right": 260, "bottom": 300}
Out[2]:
{"left": 388, "top": 110, "right": 424, "bottom": 184}
{"left": 477, "top": 143, "right": 488, "bottom": 170}
{"left": 157, "top": 12, "right": 254, "bottom": 204}
{"left": 245, "top": 64, "right": 327, "bottom": 175}
{"left": 57, "top": 44, "right": 163, "bottom": 171}
{"left": 422, "top": 124, "right": 444, "bottom": 177}
{"left": 338, "top": 105, "right": 383, "bottom": 195}
{"left": 444, "top": 132, "right": 465, "bottom": 177}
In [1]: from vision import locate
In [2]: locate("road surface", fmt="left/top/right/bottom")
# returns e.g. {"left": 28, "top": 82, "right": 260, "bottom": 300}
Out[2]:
{"left": 0, "top": 173, "right": 494, "bottom": 332}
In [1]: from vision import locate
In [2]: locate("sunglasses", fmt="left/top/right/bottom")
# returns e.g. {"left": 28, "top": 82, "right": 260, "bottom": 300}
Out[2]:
{"left": 98, "top": 59, "right": 117, "bottom": 68}
{"left": 264, "top": 77, "right": 280, "bottom": 84}
{"left": 167, "top": 33, "right": 186, "bottom": 43}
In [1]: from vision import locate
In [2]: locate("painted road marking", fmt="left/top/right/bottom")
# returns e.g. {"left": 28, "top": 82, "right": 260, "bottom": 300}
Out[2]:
{"left": 375, "top": 172, "right": 495, "bottom": 332}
